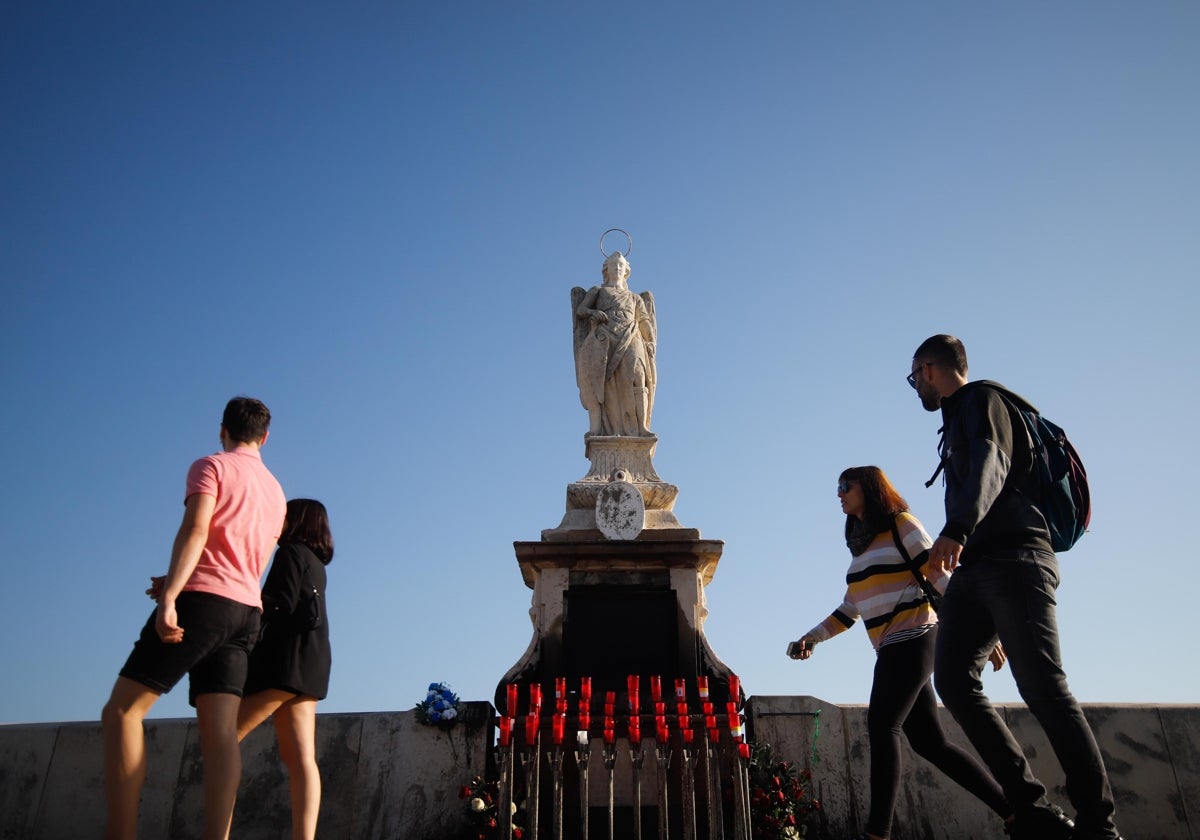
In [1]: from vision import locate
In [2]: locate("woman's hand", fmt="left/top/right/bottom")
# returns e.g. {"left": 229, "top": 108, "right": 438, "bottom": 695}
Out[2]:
{"left": 988, "top": 641, "right": 1007, "bottom": 672}
{"left": 787, "top": 638, "right": 815, "bottom": 661}
{"left": 146, "top": 575, "right": 165, "bottom": 601}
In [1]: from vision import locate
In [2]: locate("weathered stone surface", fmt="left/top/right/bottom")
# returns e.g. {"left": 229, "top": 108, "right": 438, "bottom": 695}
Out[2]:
{"left": 2, "top": 699, "right": 1196, "bottom": 839}
{"left": 0, "top": 704, "right": 490, "bottom": 840}
{"left": 0, "top": 722, "right": 57, "bottom": 840}
{"left": 1161, "top": 705, "right": 1200, "bottom": 837}
{"left": 749, "top": 697, "right": 1199, "bottom": 840}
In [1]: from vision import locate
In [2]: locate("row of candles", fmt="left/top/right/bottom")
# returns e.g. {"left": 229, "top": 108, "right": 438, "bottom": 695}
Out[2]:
{"left": 497, "top": 675, "right": 748, "bottom": 757}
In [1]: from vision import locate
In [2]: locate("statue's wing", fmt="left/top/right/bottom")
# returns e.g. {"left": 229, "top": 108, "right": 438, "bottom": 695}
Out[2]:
{"left": 571, "top": 286, "right": 588, "bottom": 356}
{"left": 640, "top": 290, "right": 657, "bottom": 425}
{"left": 573, "top": 285, "right": 605, "bottom": 408}
{"left": 639, "top": 290, "right": 657, "bottom": 386}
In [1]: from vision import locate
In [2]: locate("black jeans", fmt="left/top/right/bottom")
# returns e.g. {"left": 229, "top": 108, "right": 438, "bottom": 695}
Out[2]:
{"left": 866, "top": 628, "right": 1009, "bottom": 838}
{"left": 934, "top": 549, "right": 1119, "bottom": 839}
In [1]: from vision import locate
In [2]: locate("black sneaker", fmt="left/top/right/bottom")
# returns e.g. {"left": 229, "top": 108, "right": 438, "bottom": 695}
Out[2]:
{"left": 1004, "top": 803, "right": 1074, "bottom": 840}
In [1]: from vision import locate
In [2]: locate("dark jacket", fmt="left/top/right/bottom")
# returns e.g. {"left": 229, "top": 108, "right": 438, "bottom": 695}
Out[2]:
{"left": 937, "top": 380, "right": 1053, "bottom": 562}
{"left": 244, "top": 542, "right": 331, "bottom": 699}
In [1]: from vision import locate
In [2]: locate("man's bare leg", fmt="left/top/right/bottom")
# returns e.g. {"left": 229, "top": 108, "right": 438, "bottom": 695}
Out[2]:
{"left": 195, "top": 693, "right": 243, "bottom": 840}
{"left": 102, "top": 677, "right": 162, "bottom": 840}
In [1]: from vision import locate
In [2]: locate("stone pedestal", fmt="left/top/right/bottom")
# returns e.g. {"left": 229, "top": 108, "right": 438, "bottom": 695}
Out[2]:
{"left": 543, "top": 435, "right": 698, "bottom": 540}
{"left": 495, "top": 538, "right": 735, "bottom": 705}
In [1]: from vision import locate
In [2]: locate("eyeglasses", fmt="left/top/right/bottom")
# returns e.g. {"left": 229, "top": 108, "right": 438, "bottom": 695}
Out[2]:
{"left": 837, "top": 480, "right": 858, "bottom": 494}
{"left": 906, "top": 362, "right": 928, "bottom": 389}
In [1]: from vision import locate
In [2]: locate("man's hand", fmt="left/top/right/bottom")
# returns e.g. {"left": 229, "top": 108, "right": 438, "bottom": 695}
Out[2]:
{"left": 155, "top": 599, "right": 184, "bottom": 644}
{"left": 988, "top": 642, "right": 1007, "bottom": 672}
{"left": 929, "top": 535, "right": 964, "bottom": 573}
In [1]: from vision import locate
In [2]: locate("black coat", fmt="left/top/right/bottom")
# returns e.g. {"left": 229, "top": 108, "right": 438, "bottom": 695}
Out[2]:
{"left": 244, "top": 542, "right": 331, "bottom": 699}
{"left": 938, "top": 380, "right": 1053, "bottom": 561}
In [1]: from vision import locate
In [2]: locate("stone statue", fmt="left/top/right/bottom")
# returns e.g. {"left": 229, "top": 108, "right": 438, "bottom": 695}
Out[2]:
{"left": 572, "top": 252, "right": 657, "bottom": 437}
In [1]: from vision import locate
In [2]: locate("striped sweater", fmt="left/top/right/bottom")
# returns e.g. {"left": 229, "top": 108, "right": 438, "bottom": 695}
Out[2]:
{"left": 805, "top": 512, "right": 947, "bottom": 651}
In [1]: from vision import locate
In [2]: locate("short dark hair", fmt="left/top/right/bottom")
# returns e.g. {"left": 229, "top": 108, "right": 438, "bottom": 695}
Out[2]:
{"left": 222, "top": 397, "right": 272, "bottom": 443}
{"left": 280, "top": 498, "right": 334, "bottom": 564}
{"left": 913, "top": 334, "right": 968, "bottom": 375}
{"left": 840, "top": 465, "right": 909, "bottom": 535}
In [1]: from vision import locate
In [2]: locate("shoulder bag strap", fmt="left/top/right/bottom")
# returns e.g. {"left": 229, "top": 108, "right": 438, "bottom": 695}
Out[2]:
{"left": 890, "top": 518, "right": 941, "bottom": 607}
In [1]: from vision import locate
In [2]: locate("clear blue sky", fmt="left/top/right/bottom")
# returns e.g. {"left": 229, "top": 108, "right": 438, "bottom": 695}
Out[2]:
{"left": 2, "top": 2, "right": 1197, "bottom": 724}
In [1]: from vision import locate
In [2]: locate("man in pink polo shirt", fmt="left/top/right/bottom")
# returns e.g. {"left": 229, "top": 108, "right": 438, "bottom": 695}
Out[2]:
{"left": 102, "top": 397, "right": 287, "bottom": 840}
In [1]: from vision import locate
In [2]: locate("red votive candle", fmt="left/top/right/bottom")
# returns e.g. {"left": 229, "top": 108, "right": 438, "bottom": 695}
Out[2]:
{"left": 604, "top": 715, "right": 615, "bottom": 734}
{"left": 705, "top": 715, "right": 716, "bottom": 731}
{"left": 728, "top": 675, "right": 740, "bottom": 704}
{"left": 709, "top": 727, "right": 720, "bottom": 743}
{"left": 526, "top": 714, "right": 539, "bottom": 744}
{"left": 674, "top": 678, "right": 686, "bottom": 700}
{"left": 656, "top": 723, "right": 669, "bottom": 744}
{"left": 499, "top": 716, "right": 512, "bottom": 747}
{"left": 556, "top": 677, "right": 566, "bottom": 700}
{"left": 682, "top": 728, "right": 694, "bottom": 744}
{"left": 553, "top": 715, "right": 565, "bottom": 745}
{"left": 579, "top": 712, "right": 591, "bottom": 732}
{"left": 580, "top": 676, "right": 592, "bottom": 701}
{"left": 728, "top": 709, "right": 739, "bottom": 732}
{"left": 677, "top": 702, "right": 688, "bottom": 722}
{"left": 654, "top": 702, "right": 665, "bottom": 716}
{"left": 627, "top": 675, "right": 640, "bottom": 711}
{"left": 604, "top": 727, "right": 615, "bottom": 745}
{"left": 530, "top": 683, "right": 542, "bottom": 713}
{"left": 629, "top": 719, "right": 641, "bottom": 745}
{"left": 507, "top": 683, "right": 519, "bottom": 719}
{"left": 697, "top": 676, "right": 709, "bottom": 699}
{"left": 738, "top": 741, "right": 751, "bottom": 760}
{"left": 650, "top": 675, "right": 662, "bottom": 702}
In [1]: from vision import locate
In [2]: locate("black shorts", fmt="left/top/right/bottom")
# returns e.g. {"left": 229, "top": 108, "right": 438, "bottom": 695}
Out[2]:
{"left": 119, "top": 591, "right": 261, "bottom": 707}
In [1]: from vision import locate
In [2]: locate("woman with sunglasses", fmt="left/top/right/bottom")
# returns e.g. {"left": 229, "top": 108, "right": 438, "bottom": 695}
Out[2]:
{"left": 788, "top": 467, "right": 1011, "bottom": 840}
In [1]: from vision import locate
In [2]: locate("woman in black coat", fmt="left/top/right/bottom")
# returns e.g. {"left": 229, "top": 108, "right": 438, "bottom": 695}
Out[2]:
{"left": 237, "top": 498, "right": 333, "bottom": 840}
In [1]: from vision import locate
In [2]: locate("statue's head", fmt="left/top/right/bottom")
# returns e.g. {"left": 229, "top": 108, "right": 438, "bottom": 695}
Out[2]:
{"left": 602, "top": 252, "right": 630, "bottom": 287}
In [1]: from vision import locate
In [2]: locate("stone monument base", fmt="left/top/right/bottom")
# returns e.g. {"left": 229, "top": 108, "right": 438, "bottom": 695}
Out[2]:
{"left": 543, "top": 434, "right": 698, "bottom": 540}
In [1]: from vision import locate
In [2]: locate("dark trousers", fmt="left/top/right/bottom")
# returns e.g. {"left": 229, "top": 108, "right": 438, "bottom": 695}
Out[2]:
{"left": 866, "top": 628, "right": 1009, "bottom": 838}
{"left": 934, "top": 549, "right": 1118, "bottom": 839}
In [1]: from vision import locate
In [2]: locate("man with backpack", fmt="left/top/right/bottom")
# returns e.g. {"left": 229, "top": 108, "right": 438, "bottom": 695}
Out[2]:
{"left": 908, "top": 335, "right": 1122, "bottom": 840}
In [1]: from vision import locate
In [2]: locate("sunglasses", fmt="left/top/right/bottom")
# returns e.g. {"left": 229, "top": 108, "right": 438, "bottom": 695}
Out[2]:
{"left": 907, "top": 361, "right": 930, "bottom": 389}
{"left": 837, "top": 480, "right": 858, "bottom": 494}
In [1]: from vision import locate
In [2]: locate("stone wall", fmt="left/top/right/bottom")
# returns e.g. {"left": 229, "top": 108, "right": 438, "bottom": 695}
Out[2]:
{"left": 749, "top": 696, "right": 1200, "bottom": 840}
{"left": 0, "top": 703, "right": 491, "bottom": 840}
{"left": 2, "top": 698, "right": 1197, "bottom": 839}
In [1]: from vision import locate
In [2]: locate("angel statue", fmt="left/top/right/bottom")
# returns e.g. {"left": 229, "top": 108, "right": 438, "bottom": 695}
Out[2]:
{"left": 572, "top": 250, "right": 657, "bottom": 437}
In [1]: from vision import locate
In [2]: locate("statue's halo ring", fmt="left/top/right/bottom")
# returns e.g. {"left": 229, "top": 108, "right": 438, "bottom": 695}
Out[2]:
{"left": 599, "top": 228, "right": 632, "bottom": 258}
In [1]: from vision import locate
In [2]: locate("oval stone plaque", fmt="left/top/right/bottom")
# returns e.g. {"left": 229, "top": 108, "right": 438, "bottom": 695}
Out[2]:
{"left": 595, "top": 480, "right": 646, "bottom": 540}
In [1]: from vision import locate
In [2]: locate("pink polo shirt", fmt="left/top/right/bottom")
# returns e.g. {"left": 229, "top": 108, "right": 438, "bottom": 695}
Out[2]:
{"left": 181, "top": 447, "right": 287, "bottom": 609}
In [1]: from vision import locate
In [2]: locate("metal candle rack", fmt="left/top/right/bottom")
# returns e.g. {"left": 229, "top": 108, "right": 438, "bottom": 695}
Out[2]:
{"left": 493, "top": 675, "right": 752, "bottom": 839}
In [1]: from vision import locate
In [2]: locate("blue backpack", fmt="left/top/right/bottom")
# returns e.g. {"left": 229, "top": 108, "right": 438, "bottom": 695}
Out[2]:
{"left": 929, "top": 381, "right": 1092, "bottom": 552}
